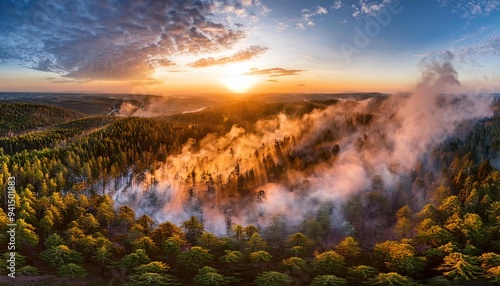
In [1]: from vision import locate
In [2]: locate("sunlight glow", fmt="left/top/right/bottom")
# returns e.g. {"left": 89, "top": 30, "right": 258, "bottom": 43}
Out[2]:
{"left": 221, "top": 75, "right": 257, "bottom": 93}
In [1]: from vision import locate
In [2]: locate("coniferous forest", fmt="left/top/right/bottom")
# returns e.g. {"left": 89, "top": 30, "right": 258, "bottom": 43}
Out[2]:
{"left": 0, "top": 94, "right": 499, "bottom": 286}
{"left": 2, "top": 0, "right": 500, "bottom": 285}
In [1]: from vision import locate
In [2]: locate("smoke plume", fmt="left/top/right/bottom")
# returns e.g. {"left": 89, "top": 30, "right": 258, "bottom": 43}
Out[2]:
{"left": 109, "top": 52, "right": 493, "bottom": 235}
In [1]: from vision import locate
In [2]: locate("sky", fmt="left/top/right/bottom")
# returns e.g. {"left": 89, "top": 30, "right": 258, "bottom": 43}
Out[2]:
{"left": 0, "top": 0, "right": 500, "bottom": 95}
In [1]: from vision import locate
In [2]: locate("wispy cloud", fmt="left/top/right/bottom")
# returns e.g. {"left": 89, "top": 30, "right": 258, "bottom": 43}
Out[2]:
{"left": 189, "top": 46, "right": 268, "bottom": 68}
{"left": 439, "top": 0, "right": 500, "bottom": 19}
{"left": 412, "top": 53, "right": 433, "bottom": 57}
{"left": 51, "top": 79, "right": 79, "bottom": 84}
{"left": 415, "top": 34, "right": 500, "bottom": 68}
{"left": 431, "top": 25, "right": 500, "bottom": 62}
{"left": 277, "top": 22, "right": 289, "bottom": 32}
{"left": 459, "top": 35, "right": 500, "bottom": 57}
{"left": 244, "top": 68, "right": 303, "bottom": 77}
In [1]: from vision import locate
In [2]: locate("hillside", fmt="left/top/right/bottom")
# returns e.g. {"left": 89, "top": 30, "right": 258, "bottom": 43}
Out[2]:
{"left": 0, "top": 116, "right": 120, "bottom": 154}
{"left": 0, "top": 103, "right": 84, "bottom": 136}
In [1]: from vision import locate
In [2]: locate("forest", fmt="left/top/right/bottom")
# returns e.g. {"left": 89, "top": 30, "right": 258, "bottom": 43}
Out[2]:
{"left": 0, "top": 95, "right": 499, "bottom": 286}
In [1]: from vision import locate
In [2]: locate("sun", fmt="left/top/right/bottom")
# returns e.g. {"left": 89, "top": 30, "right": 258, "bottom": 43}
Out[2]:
{"left": 221, "top": 75, "right": 257, "bottom": 93}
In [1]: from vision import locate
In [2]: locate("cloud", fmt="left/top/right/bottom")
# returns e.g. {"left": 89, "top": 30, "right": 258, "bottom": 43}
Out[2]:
{"left": 351, "top": 0, "right": 392, "bottom": 18}
{"left": 189, "top": 46, "right": 268, "bottom": 68}
{"left": 244, "top": 68, "right": 303, "bottom": 77}
{"left": 214, "top": 0, "right": 270, "bottom": 23}
{"left": 332, "top": 0, "right": 343, "bottom": 10}
{"left": 241, "top": 0, "right": 253, "bottom": 6}
{"left": 427, "top": 32, "right": 500, "bottom": 68}
{"left": 439, "top": 0, "right": 500, "bottom": 18}
{"left": 0, "top": 0, "right": 268, "bottom": 80}
{"left": 267, "top": 79, "right": 279, "bottom": 82}
{"left": 51, "top": 79, "right": 79, "bottom": 84}
{"left": 277, "top": 22, "right": 289, "bottom": 32}
{"left": 316, "top": 6, "right": 328, "bottom": 15}
{"left": 296, "top": 6, "right": 328, "bottom": 30}
{"left": 296, "top": 83, "right": 305, "bottom": 86}
{"left": 153, "top": 58, "right": 176, "bottom": 67}
{"left": 459, "top": 35, "right": 500, "bottom": 57}
{"left": 412, "top": 53, "right": 433, "bottom": 57}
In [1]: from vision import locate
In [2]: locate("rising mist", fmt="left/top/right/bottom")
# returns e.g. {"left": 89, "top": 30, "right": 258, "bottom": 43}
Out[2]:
{"left": 109, "top": 53, "right": 493, "bottom": 236}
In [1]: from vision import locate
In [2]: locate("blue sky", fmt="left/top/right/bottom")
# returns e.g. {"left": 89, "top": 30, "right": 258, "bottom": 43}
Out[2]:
{"left": 0, "top": 0, "right": 499, "bottom": 94}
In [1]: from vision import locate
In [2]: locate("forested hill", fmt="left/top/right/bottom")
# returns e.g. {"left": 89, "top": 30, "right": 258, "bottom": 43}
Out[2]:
{"left": 0, "top": 103, "right": 84, "bottom": 136}
{"left": 0, "top": 97, "right": 499, "bottom": 285}
{"left": 0, "top": 116, "right": 119, "bottom": 154}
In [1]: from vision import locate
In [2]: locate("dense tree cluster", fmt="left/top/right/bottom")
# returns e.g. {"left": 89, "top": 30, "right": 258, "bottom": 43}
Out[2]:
{"left": 0, "top": 100, "right": 499, "bottom": 285}
{"left": 0, "top": 103, "right": 83, "bottom": 136}
{"left": 0, "top": 116, "right": 118, "bottom": 154}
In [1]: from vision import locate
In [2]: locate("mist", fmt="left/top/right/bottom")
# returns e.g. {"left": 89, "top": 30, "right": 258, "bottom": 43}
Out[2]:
{"left": 108, "top": 52, "right": 493, "bottom": 236}
{"left": 115, "top": 95, "right": 234, "bottom": 117}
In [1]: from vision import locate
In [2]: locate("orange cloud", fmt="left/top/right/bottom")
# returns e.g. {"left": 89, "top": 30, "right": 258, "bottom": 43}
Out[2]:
{"left": 190, "top": 46, "right": 268, "bottom": 68}
{"left": 244, "top": 67, "right": 303, "bottom": 77}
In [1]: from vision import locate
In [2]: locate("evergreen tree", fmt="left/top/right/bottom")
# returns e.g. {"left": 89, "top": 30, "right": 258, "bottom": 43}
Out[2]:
{"left": 254, "top": 271, "right": 293, "bottom": 286}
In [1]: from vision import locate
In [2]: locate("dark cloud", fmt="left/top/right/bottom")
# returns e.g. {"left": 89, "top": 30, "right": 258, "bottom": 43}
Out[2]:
{"left": 0, "top": 0, "right": 263, "bottom": 80}
{"left": 296, "top": 83, "right": 305, "bottom": 86}
{"left": 189, "top": 46, "right": 267, "bottom": 67}
{"left": 267, "top": 79, "right": 278, "bottom": 82}
{"left": 244, "top": 67, "right": 303, "bottom": 77}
